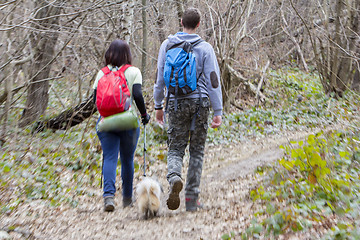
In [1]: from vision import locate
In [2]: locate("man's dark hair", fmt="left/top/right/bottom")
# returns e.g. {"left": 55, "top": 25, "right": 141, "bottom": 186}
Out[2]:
{"left": 182, "top": 8, "right": 201, "bottom": 29}
{"left": 105, "top": 39, "right": 132, "bottom": 67}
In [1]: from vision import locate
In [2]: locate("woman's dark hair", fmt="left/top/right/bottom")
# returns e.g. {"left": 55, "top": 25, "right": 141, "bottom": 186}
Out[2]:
{"left": 182, "top": 8, "right": 201, "bottom": 29}
{"left": 105, "top": 39, "right": 132, "bottom": 67}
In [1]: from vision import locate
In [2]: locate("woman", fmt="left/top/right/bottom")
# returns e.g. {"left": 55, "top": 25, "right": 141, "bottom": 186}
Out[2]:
{"left": 93, "top": 39, "right": 150, "bottom": 212}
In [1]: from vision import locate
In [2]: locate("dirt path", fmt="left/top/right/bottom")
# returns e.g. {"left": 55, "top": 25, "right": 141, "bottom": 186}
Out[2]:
{"left": 1, "top": 130, "right": 316, "bottom": 240}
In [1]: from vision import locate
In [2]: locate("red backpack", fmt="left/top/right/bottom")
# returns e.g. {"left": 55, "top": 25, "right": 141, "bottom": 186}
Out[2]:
{"left": 96, "top": 64, "right": 131, "bottom": 117}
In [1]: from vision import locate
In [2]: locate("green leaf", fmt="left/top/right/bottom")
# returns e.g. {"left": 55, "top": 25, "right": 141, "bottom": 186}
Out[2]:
{"left": 309, "top": 153, "right": 322, "bottom": 167}
{"left": 266, "top": 203, "right": 276, "bottom": 215}
{"left": 319, "top": 159, "right": 327, "bottom": 168}
{"left": 283, "top": 160, "right": 294, "bottom": 171}
{"left": 339, "top": 151, "right": 348, "bottom": 158}
{"left": 253, "top": 224, "right": 263, "bottom": 234}
{"left": 326, "top": 201, "right": 334, "bottom": 211}
{"left": 307, "top": 135, "right": 315, "bottom": 145}
{"left": 291, "top": 149, "right": 299, "bottom": 158}
{"left": 221, "top": 234, "right": 230, "bottom": 240}
{"left": 337, "top": 223, "right": 349, "bottom": 230}
{"left": 3, "top": 165, "right": 10, "bottom": 173}
{"left": 323, "top": 167, "right": 331, "bottom": 175}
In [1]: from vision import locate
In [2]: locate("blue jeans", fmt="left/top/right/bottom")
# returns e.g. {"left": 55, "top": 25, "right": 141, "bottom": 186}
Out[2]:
{"left": 96, "top": 118, "right": 140, "bottom": 198}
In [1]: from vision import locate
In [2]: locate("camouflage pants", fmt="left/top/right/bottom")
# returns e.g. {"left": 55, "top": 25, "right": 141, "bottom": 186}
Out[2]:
{"left": 166, "top": 97, "right": 210, "bottom": 199}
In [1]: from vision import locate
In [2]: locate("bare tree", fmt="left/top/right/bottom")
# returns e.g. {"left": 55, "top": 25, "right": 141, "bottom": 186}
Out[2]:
{"left": 328, "top": 0, "right": 359, "bottom": 94}
{"left": 29, "top": 0, "right": 138, "bottom": 131}
{"left": 19, "top": 1, "right": 62, "bottom": 127}
{"left": 141, "top": 0, "right": 148, "bottom": 79}
{"left": 1, "top": 2, "right": 15, "bottom": 139}
{"left": 204, "top": 0, "right": 269, "bottom": 111}
{"left": 290, "top": 0, "right": 359, "bottom": 96}
{"left": 0, "top": 1, "right": 139, "bottom": 131}
{"left": 151, "top": 2, "right": 166, "bottom": 43}
{"left": 175, "top": 0, "right": 187, "bottom": 30}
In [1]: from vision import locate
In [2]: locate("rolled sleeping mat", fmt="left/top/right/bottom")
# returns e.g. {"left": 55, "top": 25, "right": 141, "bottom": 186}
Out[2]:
{"left": 97, "top": 109, "right": 139, "bottom": 132}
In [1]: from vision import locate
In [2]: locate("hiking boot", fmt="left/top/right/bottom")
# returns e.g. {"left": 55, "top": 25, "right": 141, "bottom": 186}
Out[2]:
{"left": 185, "top": 198, "right": 203, "bottom": 212}
{"left": 123, "top": 197, "right": 133, "bottom": 208}
{"left": 104, "top": 196, "right": 115, "bottom": 212}
{"left": 167, "top": 176, "right": 183, "bottom": 210}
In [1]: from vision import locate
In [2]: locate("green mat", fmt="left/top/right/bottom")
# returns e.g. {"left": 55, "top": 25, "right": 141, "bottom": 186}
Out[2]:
{"left": 98, "top": 109, "right": 138, "bottom": 132}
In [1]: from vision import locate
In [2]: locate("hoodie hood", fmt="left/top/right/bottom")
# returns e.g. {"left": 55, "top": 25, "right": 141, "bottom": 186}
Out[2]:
{"left": 167, "top": 32, "right": 202, "bottom": 44}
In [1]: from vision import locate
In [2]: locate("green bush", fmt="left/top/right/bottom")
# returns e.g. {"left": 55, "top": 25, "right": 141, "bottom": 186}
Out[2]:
{"left": 244, "top": 130, "right": 360, "bottom": 238}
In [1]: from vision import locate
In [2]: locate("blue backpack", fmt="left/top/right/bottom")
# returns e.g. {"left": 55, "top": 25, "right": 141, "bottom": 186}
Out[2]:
{"left": 163, "top": 39, "right": 204, "bottom": 130}
{"left": 163, "top": 39, "right": 203, "bottom": 98}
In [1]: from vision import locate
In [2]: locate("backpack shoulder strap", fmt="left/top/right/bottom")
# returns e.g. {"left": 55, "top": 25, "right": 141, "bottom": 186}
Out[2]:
{"left": 101, "top": 66, "right": 111, "bottom": 75}
{"left": 118, "top": 64, "right": 131, "bottom": 73}
{"left": 166, "top": 39, "right": 203, "bottom": 52}
{"left": 191, "top": 39, "right": 204, "bottom": 48}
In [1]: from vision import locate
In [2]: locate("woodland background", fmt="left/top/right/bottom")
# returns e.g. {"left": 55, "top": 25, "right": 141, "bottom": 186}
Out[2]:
{"left": 0, "top": 0, "right": 359, "bottom": 132}
{"left": 0, "top": 0, "right": 360, "bottom": 239}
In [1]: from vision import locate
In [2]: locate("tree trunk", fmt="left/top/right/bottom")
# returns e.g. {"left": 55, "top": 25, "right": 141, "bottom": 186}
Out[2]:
{"left": 19, "top": 1, "right": 62, "bottom": 127}
{"left": 34, "top": 94, "right": 97, "bottom": 132}
{"left": 220, "top": 59, "right": 232, "bottom": 112}
{"left": 335, "top": 0, "right": 358, "bottom": 93}
{"left": 320, "top": 0, "right": 359, "bottom": 96}
{"left": 353, "top": 67, "right": 360, "bottom": 92}
{"left": 154, "top": 5, "right": 166, "bottom": 43}
{"left": 119, "top": 0, "right": 135, "bottom": 42}
{"left": 1, "top": 8, "right": 14, "bottom": 139}
{"left": 141, "top": 0, "right": 148, "bottom": 79}
{"left": 175, "top": 0, "right": 187, "bottom": 30}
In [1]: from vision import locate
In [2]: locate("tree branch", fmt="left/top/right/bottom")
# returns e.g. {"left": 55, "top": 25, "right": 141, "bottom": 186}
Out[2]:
{"left": 226, "top": 63, "right": 268, "bottom": 102}
{"left": 256, "top": 60, "right": 270, "bottom": 105}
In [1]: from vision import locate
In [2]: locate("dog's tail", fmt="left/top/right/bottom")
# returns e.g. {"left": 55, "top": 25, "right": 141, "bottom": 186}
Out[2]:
{"left": 138, "top": 189, "right": 149, "bottom": 215}
{"left": 148, "top": 185, "right": 160, "bottom": 216}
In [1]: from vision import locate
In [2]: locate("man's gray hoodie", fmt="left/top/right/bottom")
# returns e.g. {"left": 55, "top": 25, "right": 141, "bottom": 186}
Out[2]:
{"left": 153, "top": 32, "right": 223, "bottom": 116}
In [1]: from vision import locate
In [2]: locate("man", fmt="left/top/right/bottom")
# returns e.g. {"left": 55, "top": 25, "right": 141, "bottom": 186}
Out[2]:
{"left": 153, "top": 8, "right": 222, "bottom": 212}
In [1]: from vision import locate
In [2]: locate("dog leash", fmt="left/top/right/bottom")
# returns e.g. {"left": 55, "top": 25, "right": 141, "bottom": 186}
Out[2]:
{"left": 143, "top": 125, "right": 147, "bottom": 177}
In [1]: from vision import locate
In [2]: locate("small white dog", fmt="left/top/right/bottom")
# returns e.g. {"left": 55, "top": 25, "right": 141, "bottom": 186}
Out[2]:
{"left": 136, "top": 177, "right": 162, "bottom": 219}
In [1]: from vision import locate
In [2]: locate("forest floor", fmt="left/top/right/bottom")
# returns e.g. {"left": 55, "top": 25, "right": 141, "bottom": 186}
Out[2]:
{"left": 0, "top": 127, "right": 330, "bottom": 240}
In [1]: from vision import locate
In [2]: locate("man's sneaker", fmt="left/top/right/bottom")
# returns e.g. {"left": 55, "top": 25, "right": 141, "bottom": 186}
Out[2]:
{"left": 185, "top": 198, "right": 203, "bottom": 212}
{"left": 166, "top": 176, "right": 183, "bottom": 210}
{"left": 123, "top": 197, "right": 133, "bottom": 208}
{"left": 104, "top": 196, "right": 115, "bottom": 212}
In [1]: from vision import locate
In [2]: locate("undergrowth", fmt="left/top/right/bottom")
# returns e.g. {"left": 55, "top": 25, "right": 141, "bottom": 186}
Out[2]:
{"left": 238, "top": 129, "right": 360, "bottom": 239}
{"left": 0, "top": 126, "right": 101, "bottom": 214}
{"left": 218, "top": 68, "right": 360, "bottom": 239}
{"left": 208, "top": 68, "right": 359, "bottom": 145}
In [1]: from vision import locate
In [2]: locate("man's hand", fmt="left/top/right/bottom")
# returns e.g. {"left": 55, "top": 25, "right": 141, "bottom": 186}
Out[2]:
{"left": 155, "top": 109, "right": 164, "bottom": 125}
{"left": 211, "top": 115, "right": 222, "bottom": 128}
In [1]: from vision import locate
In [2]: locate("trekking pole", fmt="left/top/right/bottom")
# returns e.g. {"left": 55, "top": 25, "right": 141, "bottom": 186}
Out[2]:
{"left": 143, "top": 125, "right": 147, "bottom": 177}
